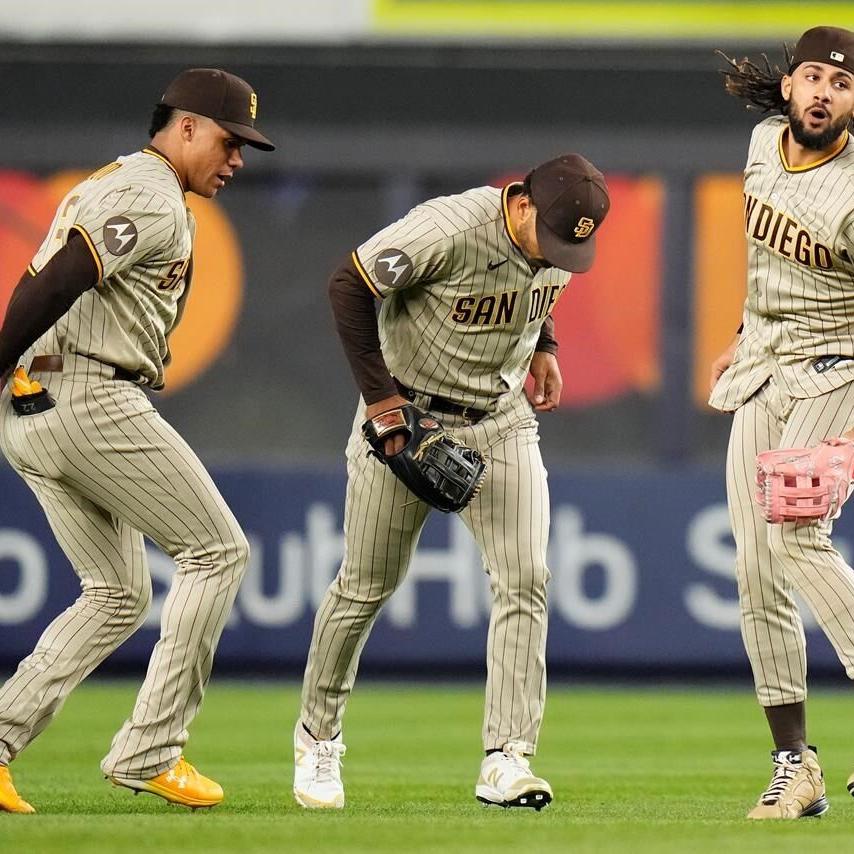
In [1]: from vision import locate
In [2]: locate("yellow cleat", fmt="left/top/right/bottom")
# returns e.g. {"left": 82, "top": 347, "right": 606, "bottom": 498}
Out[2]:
{"left": 0, "top": 765, "right": 35, "bottom": 814}
{"left": 110, "top": 757, "right": 223, "bottom": 809}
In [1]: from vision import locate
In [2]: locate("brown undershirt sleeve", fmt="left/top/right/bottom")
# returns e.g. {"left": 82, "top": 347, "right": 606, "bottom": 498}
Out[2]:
{"left": 0, "top": 231, "right": 100, "bottom": 378}
{"left": 535, "top": 315, "right": 558, "bottom": 355}
{"left": 328, "top": 255, "right": 398, "bottom": 405}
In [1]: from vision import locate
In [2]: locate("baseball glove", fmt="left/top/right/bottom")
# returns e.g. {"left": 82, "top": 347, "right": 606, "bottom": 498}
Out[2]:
{"left": 362, "top": 403, "right": 488, "bottom": 513}
{"left": 755, "top": 437, "right": 854, "bottom": 523}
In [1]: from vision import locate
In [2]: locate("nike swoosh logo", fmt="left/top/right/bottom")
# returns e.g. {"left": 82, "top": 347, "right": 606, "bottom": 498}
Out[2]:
{"left": 487, "top": 259, "right": 508, "bottom": 270}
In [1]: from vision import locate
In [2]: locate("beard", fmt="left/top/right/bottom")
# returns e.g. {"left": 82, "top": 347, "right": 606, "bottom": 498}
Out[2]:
{"left": 789, "top": 109, "right": 851, "bottom": 151}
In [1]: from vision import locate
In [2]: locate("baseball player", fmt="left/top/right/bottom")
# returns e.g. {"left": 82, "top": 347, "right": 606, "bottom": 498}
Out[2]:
{"left": 710, "top": 26, "right": 854, "bottom": 819}
{"left": 293, "top": 155, "right": 610, "bottom": 810}
{"left": 0, "top": 68, "right": 273, "bottom": 814}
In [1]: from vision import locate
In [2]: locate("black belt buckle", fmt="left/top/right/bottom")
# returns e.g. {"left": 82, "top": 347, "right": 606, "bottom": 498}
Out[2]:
{"left": 430, "top": 396, "right": 486, "bottom": 424}
{"left": 395, "top": 378, "right": 487, "bottom": 424}
{"left": 459, "top": 404, "right": 483, "bottom": 424}
{"left": 12, "top": 388, "right": 55, "bottom": 416}
{"left": 813, "top": 355, "right": 850, "bottom": 374}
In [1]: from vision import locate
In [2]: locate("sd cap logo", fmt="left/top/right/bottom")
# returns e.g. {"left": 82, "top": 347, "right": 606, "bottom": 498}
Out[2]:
{"left": 573, "top": 217, "right": 595, "bottom": 239}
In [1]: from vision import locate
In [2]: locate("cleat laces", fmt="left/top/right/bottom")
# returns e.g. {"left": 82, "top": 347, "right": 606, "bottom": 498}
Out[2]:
{"left": 498, "top": 744, "right": 535, "bottom": 781}
{"left": 311, "top": 741, "right": 346, "bottom": 785}
{"left": 165, "top": 757, "right": 195, "bottom": 789}
{"left": 760, "top": 752, "right": 801, "bottom": 805}
{"left": 505, "top": 752, "right": 532, "bottom": 775}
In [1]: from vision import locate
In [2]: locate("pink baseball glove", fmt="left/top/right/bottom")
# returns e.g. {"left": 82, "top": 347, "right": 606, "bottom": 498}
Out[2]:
{"left": 755, "top": 438, "right": 854, "bottom": 523}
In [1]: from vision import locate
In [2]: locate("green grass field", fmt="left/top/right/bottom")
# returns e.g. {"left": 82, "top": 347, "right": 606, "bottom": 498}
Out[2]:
{"left": 4, "top": 680, "right": 854, "bottom": 852}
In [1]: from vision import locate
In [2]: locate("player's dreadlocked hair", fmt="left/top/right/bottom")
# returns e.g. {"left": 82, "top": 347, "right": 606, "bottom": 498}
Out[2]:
{"left": 717, "top": 46, "right": 792, "bottom": 114}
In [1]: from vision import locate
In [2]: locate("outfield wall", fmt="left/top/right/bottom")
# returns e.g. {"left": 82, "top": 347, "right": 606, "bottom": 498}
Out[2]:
{"left": 0, "top": 462, "right": 846, "bottom": 676}
{"left": 2, "top": 42, "right": 853, "bottom": 681}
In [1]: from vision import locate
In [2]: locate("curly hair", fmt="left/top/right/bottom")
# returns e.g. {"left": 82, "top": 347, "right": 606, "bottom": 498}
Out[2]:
{"left": 716, "top": 46, "right": 792, "bottom": 114}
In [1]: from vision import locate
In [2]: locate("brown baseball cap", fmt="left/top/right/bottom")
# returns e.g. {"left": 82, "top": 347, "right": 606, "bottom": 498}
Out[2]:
{"left": 160, "top": 68, "right": 275, "bottom": 151}
{"left": 529, "top": 154, "right": 610, "bottom": 273}
{"left": 789, "top": 26, "right": 854, "bottom": 76}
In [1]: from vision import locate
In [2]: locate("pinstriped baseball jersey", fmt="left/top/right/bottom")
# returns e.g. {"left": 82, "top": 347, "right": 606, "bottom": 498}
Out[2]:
{"left": 354, "top": 185, "right": 570, "bottom": 410}
{"left": 710, "top": 116, "right": 854, "bottom": 411}
{"left": 29, "top": 148, "right": 194, "bottom": 390}
{"left": 711, "top": 102, "right": 854, "bottom": 720}
{"left": 0, "top": 149, "right": 246, "bottom": 783}
{"left": 299, "top": 179, "right": 570, "bottom": 789}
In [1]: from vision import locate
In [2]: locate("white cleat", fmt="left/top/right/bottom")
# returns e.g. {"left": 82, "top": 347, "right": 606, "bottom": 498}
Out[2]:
{"left": 475, "top": 742, "right": 553, "bottom": 810}
{"left": 293, "top": 722, "right": 346, "bottom": 809}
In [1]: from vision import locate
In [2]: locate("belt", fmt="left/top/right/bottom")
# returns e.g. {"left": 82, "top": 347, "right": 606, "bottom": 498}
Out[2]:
{"left": 29, "top": 355, "right": 140, "bottom": 383}
{"left": 813, "top": 355, "right": 854, "bottom": 374}
{"left": 28, "top": 355, "right": 63, "bottom": 373}
{"left": 394, "top": 379, "right": 488, "bottom": 424}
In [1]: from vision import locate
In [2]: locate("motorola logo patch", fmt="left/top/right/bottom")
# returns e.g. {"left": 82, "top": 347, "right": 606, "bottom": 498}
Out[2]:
{"left": 374, "top": 249, "right": 413, "bottom": 287}
{"left": 103, "top": 216, "right": 139, "bottom": 256}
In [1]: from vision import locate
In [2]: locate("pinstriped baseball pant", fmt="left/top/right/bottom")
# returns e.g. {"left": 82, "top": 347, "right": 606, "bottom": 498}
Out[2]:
{"left": 727, "top": 378, "right": 854, "bottom": 706}
{"left": 0, "top": 360, "right": 248, "bottom": 778}
{"left": 301, "top": 388, "right": 550, "bottom": 754}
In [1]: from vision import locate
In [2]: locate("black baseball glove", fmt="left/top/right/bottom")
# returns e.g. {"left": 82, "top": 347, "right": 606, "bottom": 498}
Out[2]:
{"left": 362, "top": 404, "right": 488, "bottom": 513}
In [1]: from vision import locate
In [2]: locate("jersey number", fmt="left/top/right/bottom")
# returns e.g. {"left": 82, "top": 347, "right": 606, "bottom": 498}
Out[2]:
{"left": 157, "top": 259, "right": 190, "bottom": 291}
{"left": 54, "top": 194, "right": 81, "bottom": 246}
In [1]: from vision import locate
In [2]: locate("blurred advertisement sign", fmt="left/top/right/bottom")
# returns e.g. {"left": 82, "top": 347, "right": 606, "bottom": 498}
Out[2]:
{"left": 552, "top": 176, "right": 663, "bottom": 407}
{"left": 693, "top": 174, "right": 747, "bottom": 406}
{"left": 0, "top": 465, "right": 846, "bottom": 671}
{"left": 0, "top": 1, "right": 367, "bottom": 42}
{"left": 373, "top": 2, "right": 854, "bottom": 41}
{"left": 1, "top": 169, "right": 665, "bottom": 409}
{"left": 3, "top": 2, "right": 851, "bottom": 43}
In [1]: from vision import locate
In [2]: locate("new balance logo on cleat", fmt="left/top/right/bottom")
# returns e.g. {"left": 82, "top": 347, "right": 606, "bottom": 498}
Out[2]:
{"left": 475, "top": 743, "right": 553, "bottom": 811}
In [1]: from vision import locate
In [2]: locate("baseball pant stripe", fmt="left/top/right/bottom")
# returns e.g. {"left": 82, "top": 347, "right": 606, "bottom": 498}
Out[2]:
{"left": 729, "top": 385, "right": 806, "bottom": 705}
{"left": 461, "top": 414, "right": 548, "bottom": 753}
{"left": 0, "top": 477, "right": 150, "bottom": 765}
{"left": 729, "top": 378, "right": 854, "bottom": 706}
{"left": 300, "top": 391, "right": 549, "bottom": 753}
{"left": 301, "top": 417, "right": 430, "bottom": 737}
{"left": 0, "top": 375, "right": 248, "bottom": 778}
